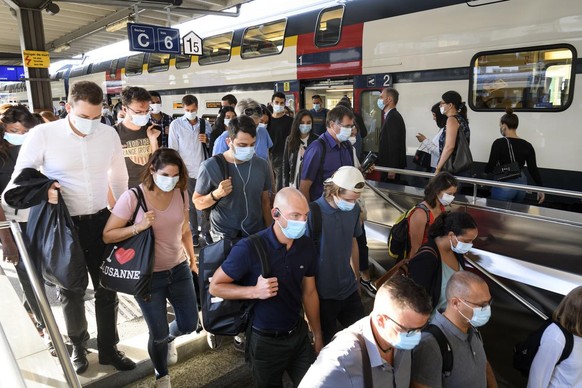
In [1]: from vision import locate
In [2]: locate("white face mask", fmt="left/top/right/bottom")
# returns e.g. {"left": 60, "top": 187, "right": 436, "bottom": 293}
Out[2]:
{"left": 336, "top": 125, "right": 352, "bottom": 142}
{"left": 150, "top": 103, "right": 162, "bottom": 114}
{"left": 299, "top": 124, "right": 312, "bottom": 134}
{"left": 439, "top": 192, "right": 455, "bottom": 206}
{"left": 154, "top": 173, "right": 179, "bottom": 192}
{"left": 102, "top": 108, "right": 110, "bottom": 116}
{"left": 4, "top": 132, "right": 28, "bottom": 146}
{"left": 130, "top": 112, "right": 150, "bottom": 127}
{"left": 224, "top": 118, "right": 231, "bottom": 127}
{"left": 184, "top": 111, "right": 197, "bottom": 120}
{"left": 72, "top": 113, "right": 100, "bottom": 135}
{"left": 450, "top": 235, "right": 473, "bottom": 254}
{"left": 348, "top": 136, "right": 357, "bottom": 145}
{"left": 272, "top": 104, "right": 285, "bottom": 114}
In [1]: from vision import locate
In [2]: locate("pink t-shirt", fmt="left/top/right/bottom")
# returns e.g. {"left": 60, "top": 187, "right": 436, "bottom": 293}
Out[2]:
{"left": 112, "top": 185, "right": 189, "bottom": 272}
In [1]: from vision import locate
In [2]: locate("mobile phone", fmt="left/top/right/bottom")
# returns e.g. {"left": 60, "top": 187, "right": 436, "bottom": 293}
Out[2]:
{"left": 360, "top": 151, "right": 378, "bottom": 172}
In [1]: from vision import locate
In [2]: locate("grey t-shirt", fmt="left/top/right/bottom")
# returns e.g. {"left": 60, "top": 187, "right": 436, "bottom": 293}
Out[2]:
{"left": 411, "top": 311, "right": 487, "bottom": 388}
{"left": 195, "top": 155, "right": 271, "bottom": 239}
{"left": 307, "top": 196, "right": 362, "bottom": 300}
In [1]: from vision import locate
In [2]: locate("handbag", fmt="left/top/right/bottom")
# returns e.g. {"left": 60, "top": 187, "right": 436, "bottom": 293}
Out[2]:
{"left": 413, "top": 143, "right": 432, "bottom": 169}
{"left": 490, "top": 138, "right": 522, "bottom": 181}
{"left": 100, "top": 187, "right": 155, "bottom": 301}
{"left": 443, "top": 127, "right": 473, "bottom": 174}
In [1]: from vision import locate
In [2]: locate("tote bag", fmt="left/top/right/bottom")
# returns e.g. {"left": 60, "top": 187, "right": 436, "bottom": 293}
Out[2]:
{"left": 100, "top": 187, "right": 155, "bottom": 301}
{"left": 490, "top": 138, "right": 522, "bottom": 181}
{"left": 443, "top": 128, "right": 473, "bottom": 174}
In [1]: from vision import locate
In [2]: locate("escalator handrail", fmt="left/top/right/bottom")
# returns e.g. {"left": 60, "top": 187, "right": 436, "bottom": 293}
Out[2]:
{"left": 0, "top": 321, "right": 26, "bottom": 388}
{"left": 373, "top": 167, "right": 582, "bottom": 201}
{"left": 0, "top": 221, "right": 82, "bottom": 388}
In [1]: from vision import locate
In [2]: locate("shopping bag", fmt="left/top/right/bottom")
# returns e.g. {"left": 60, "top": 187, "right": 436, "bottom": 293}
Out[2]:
{"left": 413, "top": 144, "right": 432, "bottom": 168}
{"left": 100, "top": 187, "right": 155, "bottom": 301}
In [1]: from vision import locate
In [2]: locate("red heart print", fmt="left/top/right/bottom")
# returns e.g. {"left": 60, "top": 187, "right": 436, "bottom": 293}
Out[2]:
{"left": 115, "top": 248, "right": 135, "bottom": 265}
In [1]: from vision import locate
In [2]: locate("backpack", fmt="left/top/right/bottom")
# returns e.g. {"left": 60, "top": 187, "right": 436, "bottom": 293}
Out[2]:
{"left": 513, "top": 319, "right": 574, "bottom": 377}
{"left": 202, "top": 153, "right": 228, "bottom": 220}
{"left": 387, "top": 203, "right": 430, "bottom": 261}
{"left": 198, "top": 234, "right": 270, "bottom": 336}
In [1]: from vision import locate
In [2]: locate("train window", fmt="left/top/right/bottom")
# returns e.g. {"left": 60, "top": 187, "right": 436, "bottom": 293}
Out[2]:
{"left": 360, "top": 90, "right": 382, "bottom": 154}
{"left": 470, "top": 45, "right": 575, "bottom": 111}
{"left": 199, "top": 32, "right": 233, "bottom": 66}
{"left": 147, "top": 53, "right": 172, "bottom": 73}
{"left": 241, "top": 19, "right": 287, "bottom": 59}
{"left": 315, "top": 5, "right": 345, "bottom": 48}
{"left": 125, "top": 53, "right": 145, "bottom": 76}
{"left": 175, "top": 54, "right": 191, "bottom": 69}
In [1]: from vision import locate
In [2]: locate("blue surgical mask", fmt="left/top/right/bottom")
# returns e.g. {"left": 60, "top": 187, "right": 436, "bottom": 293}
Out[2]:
{"left": 273, "top": 104, "right": 285, "bottom": 114}
{"left": 299, "top": 124, "right": 311, "bottom": 134}
{"left": 233, "top": 145, "right": 255, "bottom": 162}
{"left": 277, "top": 213, "right": 307, "bottom": 239}
{"left": 224, "top": 118, "right": 231, "bottom": 127}
{"left": 333, "top": 195, "right": 356, "bottom": 212}
{"left": 131, "top": 113, "right": 150, "bottom": 127}
{"left": 377, "top": 99, "right": 385, "bottom": 110}
{"left": 257, "top": 123, "right": 267, "bottom": 130}
{"left": 450, "top": 235, "right": 472, "bottom": 254}
{"left": 313, "top": 103, "right": 321, "bottom": 111}
{"left": 154, "top": 173, "right": 179, "bottom": 192}
{"left": 392, "top": 331, "right": 422, "bottom": 350}
{"left": 459, "top": 300, "right": 491, "bottom": 327}
{"left": 336, "top": 125, "right": 352, "bottom": 142}
{"left": 4, "top": 132, "right": 28, "bottom": 146}
{"left": 439, "top": 193, "right": 455, "bottom": 206}
{"left": 184, "top": 111, "right": 197, "bottom": 120}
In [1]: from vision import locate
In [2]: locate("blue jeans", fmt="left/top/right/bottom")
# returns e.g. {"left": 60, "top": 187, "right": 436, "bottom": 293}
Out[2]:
{"left": 136, "top": 260, "right": 198, "bottom": 378}
{"left": 491, "top": 173, "right": 527, "bottom": 202}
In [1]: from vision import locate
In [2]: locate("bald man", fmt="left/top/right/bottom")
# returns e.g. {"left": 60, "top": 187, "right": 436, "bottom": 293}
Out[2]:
{"left": 210, "top": 187, "right": 323, "bottom": 388}
{"left": 299, "top": 275, "right": 432, "bottom": 388}
{"left": 411, "top": 271, "right": 498, "bottom": 388}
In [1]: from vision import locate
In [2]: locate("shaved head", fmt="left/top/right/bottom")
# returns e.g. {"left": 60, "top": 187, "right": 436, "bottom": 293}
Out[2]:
{"left": 445, "top": 271, "right": 487, "bottom": 302}
{"left": 274, "top": 187, "right": 307, "bottom": 212}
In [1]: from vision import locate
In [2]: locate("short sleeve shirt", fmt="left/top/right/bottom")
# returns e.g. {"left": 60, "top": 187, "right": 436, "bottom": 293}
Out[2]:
{"left": 300, "top": 132, "right": 354, "bottom": 200}
{"left": 116, "top": 123, "right": 154, "bottom": 188}
{"left": 299, "top": 317, "right": 412, "bottom": 388}
{"left": 411, "top": 311, "right": 487, "bottom": 388}
{"left": 195, "top": 155, "right": 271, "bottom": 239}
{"left": 220, "top": 227, "right": 316, "bottom": 331}
{"left": 111, "top": 186, "right": 188, "bottom": 272}
{"left": 306, "top": 196, "right": 362, "bottom": 300}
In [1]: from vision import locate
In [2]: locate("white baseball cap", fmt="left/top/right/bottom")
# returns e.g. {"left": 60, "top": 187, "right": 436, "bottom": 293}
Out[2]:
{"left": 324, "top": 166, "right": 365, "bottom": 193}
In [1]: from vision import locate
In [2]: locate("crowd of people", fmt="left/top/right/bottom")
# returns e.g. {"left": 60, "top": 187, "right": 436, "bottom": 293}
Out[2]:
{"left": 0, "top": 81, "right": 577, "bottom": 388}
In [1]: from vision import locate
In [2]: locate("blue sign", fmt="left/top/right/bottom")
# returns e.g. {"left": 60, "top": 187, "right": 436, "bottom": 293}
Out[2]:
{"left": 0, "top": 66, "right": 25, "bottom": 81}
{"left": 128, "top": 23, "right": 180, "bottom": 54}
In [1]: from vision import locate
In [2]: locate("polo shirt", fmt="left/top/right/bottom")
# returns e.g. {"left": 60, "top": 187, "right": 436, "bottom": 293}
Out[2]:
{"left": 212, "top": 126, "right": 273, "bottom": 161}
{"left": 300, "top": 131, "right": 353, "bottom": 200}
{"left": 299, "top": 317, "right": 412, "bottom": 388}
{"left": 306, "top": 196, "right": 362, "bottom": 300}
{"left": 220, "top": 226, "right": 317, "bottom": 331}
{"left": 411, "top": 311, "right": 487, "bottom": 388}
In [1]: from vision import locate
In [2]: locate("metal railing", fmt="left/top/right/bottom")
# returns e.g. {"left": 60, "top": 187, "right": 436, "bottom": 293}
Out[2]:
{"left": 373, "top": 166, "right": 582, "bottom": 204}
{"left": 1, "top": 220, "right": 82, "bottom": 388}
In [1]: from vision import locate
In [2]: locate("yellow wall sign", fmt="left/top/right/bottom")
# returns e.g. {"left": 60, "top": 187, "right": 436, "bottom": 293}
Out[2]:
{"left": 283, "top": 82, "right": 290, "bottom": 92}
{"left": 23, "top": 50, "right": 50, "bottom": 68}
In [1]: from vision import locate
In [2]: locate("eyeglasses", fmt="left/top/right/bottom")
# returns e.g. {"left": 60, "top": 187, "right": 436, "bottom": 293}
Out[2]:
{"left": 461, "top": 298, "right": 493, "bottom": 311}
{"left": 386, "top": 315, "right": 426, "bottom": 337}
{"left": 336, "top": 122, "right": 355, "bottom": 129}
{"left": 244, "top": 105, "right": 268, "bottom": 117}
{"left": 126, "top": 106, "right": 152, "bottom": 115}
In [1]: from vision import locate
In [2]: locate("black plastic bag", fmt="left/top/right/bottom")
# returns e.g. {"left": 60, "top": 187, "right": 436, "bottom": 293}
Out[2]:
{"left": 26, "top": 192, "right": 88, "bottom": 294}
{"left": 100, "top": 187, "right": 155, "bottom": 301}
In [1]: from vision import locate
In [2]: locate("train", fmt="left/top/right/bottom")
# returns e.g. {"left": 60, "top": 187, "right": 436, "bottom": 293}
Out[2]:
{"left": 3, "top": 0, "right": 582, "bottom": 197}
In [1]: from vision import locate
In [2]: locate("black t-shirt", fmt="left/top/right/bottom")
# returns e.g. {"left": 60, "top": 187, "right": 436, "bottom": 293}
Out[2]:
{"left": 116, "top": 122, "right": 153, "bottom": 188}
{"left": 484, "top": 137, "right": 543, "bottom": 186}
{"left": 267, "top": 115, "right": 293, "bottom": 163}
{"left": 0, "top": 145, "right": 20, "bottom": 193}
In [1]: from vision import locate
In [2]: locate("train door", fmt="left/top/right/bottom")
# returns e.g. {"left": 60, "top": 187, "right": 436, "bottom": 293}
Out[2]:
{"left": 274, "top": 81, "right": 300, "bottom": 113}
{"left": 300, "top": 78, "right": 354, "bottom": 111}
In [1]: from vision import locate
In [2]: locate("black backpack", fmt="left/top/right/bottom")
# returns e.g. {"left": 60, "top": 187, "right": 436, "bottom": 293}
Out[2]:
{"left": 198, "top": 234, "right": 269, "bottom": 336}
{"left": 387, "top": 203, "right": 430, "bottom": 261}
{"left": 513, "top": 319, "right": 574, "bottom": 376}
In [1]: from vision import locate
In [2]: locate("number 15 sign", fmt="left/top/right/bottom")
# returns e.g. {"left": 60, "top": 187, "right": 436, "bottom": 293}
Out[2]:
{"left": 182, "top": 31, "right": 202, "bottom": 56}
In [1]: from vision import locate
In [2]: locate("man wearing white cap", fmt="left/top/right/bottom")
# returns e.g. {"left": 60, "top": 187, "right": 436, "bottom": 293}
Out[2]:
{"left": 306, "top": 165, "right": 366, "bottom": 344}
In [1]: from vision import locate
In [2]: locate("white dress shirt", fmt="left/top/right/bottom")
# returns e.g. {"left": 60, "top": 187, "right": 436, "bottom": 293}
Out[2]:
{"left": 10, "top": 117, "right": 128, "bottom": 216}
{"left": 168, "top": 116, "right": 211, "bottom": 178}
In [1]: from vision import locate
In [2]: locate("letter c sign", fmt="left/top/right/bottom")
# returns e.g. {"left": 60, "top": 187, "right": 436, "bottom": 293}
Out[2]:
{"left": 137, "top": 33, "right": 149, "bottom": 47}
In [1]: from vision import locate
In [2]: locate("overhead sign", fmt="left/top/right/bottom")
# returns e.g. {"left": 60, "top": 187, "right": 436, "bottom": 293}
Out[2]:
{"left": 23, "top": 50, "right": 50, "bottom": 68}
{"left": 0, "top": 66, "right": 25, "bottom": 81}
{"left": 127, "top": 23, "right": 180, "bottom": 54}
{"left": 182, "top": 31, "right": 202, "bottom": 56}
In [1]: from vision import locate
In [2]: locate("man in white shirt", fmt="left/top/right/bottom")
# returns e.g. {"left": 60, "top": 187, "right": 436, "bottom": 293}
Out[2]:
{"left": 10, "top": 81, "right": 134, "bottom": 374}
{"left": 169, "top": 94, "right": 211, "bottom": 247}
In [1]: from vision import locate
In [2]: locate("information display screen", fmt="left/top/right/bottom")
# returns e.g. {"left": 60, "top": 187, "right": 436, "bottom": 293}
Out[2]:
{"left": 0, "top": 66, "right": 25, "bottom": 81}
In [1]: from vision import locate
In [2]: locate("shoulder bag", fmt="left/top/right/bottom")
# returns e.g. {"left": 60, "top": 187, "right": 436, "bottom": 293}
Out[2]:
{"left": 490, "top": 137, "right": 522, "bottom": 181}
{"left": 443, "top": 127, "right": 473, "bottom": 174}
